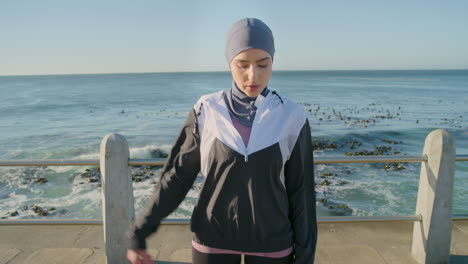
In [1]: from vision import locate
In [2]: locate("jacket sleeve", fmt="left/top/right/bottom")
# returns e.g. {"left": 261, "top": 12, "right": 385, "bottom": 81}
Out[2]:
{"left": 127, "top": 109, "right": 201, "bottom": 249}
{"left": 284, "top": 118, "right": 318, "bottom": 264}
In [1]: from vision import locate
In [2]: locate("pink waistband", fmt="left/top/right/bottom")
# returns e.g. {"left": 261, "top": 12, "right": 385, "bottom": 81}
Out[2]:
{"left": 192, "top": 240, "right": 293, "bottom": 258}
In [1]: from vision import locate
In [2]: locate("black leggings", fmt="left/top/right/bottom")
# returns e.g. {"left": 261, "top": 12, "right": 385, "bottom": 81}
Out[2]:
{"left": 192, "top": 246, "right": 293, "bottom": 264}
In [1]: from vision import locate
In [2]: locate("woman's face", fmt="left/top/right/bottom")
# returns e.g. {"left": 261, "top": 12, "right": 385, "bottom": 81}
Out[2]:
{"left": 229, "top": 48, "right": 273, "bottom": 97}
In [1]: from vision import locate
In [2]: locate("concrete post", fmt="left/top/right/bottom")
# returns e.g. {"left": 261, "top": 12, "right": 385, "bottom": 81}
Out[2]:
{"left": 412, "top": 129, "right": 456, "bottom": 264}
{"left": 100, "top": 133, "right": 135, "bottom": 264}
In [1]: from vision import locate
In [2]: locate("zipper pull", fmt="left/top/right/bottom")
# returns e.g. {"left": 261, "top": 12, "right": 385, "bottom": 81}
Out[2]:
{"left": 244, "top": 154, "right": 248, "bottom": 162}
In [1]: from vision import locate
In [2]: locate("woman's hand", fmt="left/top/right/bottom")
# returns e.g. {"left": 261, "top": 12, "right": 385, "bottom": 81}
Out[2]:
{"left": 127, "top": 249, "right": 154, "bottom": 264}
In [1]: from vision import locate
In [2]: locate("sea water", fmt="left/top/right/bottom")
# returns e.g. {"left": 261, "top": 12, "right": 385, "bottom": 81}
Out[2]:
{"left": 0, "top": 70, "right": 467, "bottom": 219}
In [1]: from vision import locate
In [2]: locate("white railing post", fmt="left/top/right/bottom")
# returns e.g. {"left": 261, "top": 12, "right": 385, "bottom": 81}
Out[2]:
{"left": 412, "top": 129, "right": 456, "bottom": 264}
{"left": 100, "top": 133, "right": 135, "bottom": 264}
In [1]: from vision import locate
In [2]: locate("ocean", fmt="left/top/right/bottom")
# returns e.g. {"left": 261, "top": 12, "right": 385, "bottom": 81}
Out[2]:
{"left": 0, "top": 70, "right": 467, "bottom": 219}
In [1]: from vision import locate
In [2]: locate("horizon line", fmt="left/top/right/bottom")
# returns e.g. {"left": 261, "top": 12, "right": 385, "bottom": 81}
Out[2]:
{"left": 1, "top": 68, "right": 468, "bottom": 77}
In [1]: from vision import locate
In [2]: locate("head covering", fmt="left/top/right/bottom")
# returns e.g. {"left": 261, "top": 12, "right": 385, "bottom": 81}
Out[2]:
{"left": 225, "top": 18, "right": 275, "bottom": 63}
{"left": 223, "top": 18, "right": 274, "bottom": 127}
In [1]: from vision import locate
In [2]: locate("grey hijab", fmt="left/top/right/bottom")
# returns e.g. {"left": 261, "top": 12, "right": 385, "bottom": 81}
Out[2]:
{"left": 225, "top": 18, "right": 275, "bottom": 64}
{"left": 224, "top": 18, "right": 275, "bottom": 127}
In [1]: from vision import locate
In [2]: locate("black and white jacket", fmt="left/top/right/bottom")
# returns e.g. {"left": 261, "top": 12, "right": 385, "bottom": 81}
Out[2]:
{"left": 128, "top": 90, "right": 317, "bottom": 263}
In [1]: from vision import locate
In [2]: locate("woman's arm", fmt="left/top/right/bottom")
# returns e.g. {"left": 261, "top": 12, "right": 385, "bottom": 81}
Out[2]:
{"left": 127, "top": 108, "right": 201, "bottom": 250}
{"left": 284, "top": 118, "right": 318, "bottom": 264}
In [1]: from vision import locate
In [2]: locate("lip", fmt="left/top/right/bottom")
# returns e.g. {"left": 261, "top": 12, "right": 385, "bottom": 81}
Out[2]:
{"left": 246, "top": 85, "right": 260, "bottom": 90}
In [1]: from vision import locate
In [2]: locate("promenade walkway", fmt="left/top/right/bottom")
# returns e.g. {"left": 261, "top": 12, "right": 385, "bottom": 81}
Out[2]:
{"left": 1, "top": 220, "right": 467, "bottom": 264}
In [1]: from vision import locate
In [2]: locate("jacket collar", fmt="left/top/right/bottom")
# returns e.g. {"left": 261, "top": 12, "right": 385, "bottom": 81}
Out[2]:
{"left": 216, "top": 87, "right": 273, "bottom": 112}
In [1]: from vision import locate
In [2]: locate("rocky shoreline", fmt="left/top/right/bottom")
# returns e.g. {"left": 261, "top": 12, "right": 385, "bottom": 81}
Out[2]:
{"left": 1, "top": 132, "right": 412, "bottom": 219}
{"left": 0, "top": 149, "right": 171, "bottom": 220}
{"left": 311, "top": 134, "right": 410, "bottom": 216}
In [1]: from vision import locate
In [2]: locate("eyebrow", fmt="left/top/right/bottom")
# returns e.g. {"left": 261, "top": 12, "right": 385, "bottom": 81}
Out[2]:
{"left": 235, "top": 57, "right": 271, "bottom": 63}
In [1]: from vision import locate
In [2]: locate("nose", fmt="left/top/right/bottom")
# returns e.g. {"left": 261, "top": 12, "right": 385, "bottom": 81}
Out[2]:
{"left": 246, "top": 65, "right": 257, "bottom": 82}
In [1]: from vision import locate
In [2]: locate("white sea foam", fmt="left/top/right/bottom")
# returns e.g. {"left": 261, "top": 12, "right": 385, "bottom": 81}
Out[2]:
{"left": 45, "top": 144, "right": 172, "bottom": 174}
{"left": 73, "top": 152, "right": 100, "bottom": 160}
{"left": 129, "top": 144, "right": 172, "bottom": 159}
{"left": 58, "top": 144, "right": 173, "bottom": 162}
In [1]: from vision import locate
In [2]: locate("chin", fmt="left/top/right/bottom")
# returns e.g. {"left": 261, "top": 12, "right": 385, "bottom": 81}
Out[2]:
{"left": 246, "top": 92, "right": 260, "bottom": 97}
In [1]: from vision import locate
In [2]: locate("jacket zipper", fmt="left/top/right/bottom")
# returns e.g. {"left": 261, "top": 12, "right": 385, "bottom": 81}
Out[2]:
{"left": 241, "top": 92, "right": 276, "bottom": 163}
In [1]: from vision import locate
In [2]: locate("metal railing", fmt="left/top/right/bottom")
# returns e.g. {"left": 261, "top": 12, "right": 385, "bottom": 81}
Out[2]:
{"left": 0, "top": 129, "right": 466, "bottom": 263}
{"left": 1, "top": 154, "right": 467, "bottom": 167}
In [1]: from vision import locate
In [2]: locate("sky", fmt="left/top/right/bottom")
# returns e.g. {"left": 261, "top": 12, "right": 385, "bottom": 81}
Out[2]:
{"left": 1, "top": 0, "right": 468, "bottom": 76}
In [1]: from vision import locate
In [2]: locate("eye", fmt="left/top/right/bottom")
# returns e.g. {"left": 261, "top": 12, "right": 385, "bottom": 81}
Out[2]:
{"left": 237, "top": 64, "right": 249, "bottom": 69}
{"left": 258, "top": 64, "right": 268, "bottom": 68}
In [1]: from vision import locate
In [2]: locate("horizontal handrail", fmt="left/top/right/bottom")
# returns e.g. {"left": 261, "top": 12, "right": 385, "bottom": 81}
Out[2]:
{"left": 129, "top": 158, "right": 166, "bottom": 166}
{"left": 453, "top": 214, "right": 468, "bottom": 220}
{"left": 0, "top": 219, "right": 103, "bottom": 225}
{"left": 0, "top": 155, "right": 467, "bottom": 167}
{"left": 0, "top": 218, "right": 189, "bottom": 225}
{"left": 457, "top": 154, "right": 468, "bottom": 161}
{"left": 2, "top": 215, "right": 468, "bottom": 225}
{"left": 314, "top": 155, "right": 427, "bottom": 164}
{"left": 0, "top": 159, "right": 100, "bottom": 166}
{"left": 319, "top": 215, "right": 422, "bottom": 223}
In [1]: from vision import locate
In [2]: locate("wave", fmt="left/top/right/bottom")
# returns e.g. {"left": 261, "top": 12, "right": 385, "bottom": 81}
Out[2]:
{"left": 68, "top": 144, "right": 173, "bottom": 160}
{"left": 129, "top": 144, "right": 172, "bottom": 159}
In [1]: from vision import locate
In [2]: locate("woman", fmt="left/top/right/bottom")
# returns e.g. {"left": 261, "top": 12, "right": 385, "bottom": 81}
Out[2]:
{"left": 127, "top": 18, "right": 317, "bottom": 264}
